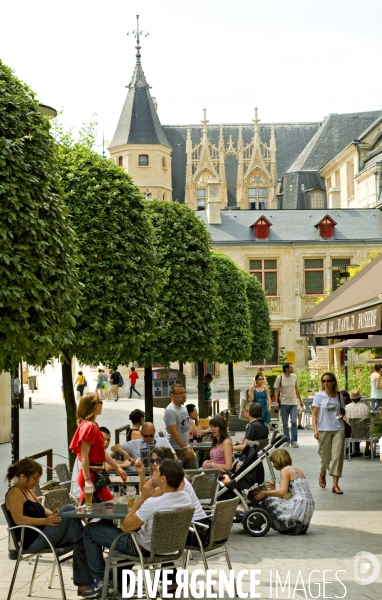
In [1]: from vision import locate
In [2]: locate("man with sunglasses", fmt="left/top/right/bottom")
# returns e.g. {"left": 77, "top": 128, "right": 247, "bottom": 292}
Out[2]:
{"left": 110, "top": 423, "right": 177, "bottom": 463}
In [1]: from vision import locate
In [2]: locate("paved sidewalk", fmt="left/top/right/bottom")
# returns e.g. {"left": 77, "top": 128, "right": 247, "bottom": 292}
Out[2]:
{"left": 1, "top": 373, "right": 381, "bottom": 599}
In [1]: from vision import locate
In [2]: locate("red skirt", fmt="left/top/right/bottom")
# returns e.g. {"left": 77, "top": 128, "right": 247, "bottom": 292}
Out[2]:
{"left": 78, "top": 468, "right": 113, "bottom": 504}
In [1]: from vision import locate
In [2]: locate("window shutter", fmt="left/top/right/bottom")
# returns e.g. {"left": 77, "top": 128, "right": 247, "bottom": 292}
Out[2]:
{"left": 255, "top": 219, "right": 269, "bottom": 239}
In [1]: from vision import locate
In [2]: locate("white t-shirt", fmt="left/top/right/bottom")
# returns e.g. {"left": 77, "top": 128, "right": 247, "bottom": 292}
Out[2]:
{"left": 120, "top": 437, "right": 175, "bottom": 457}
{"left": 163, "top": 403, "right": 190, "bottom": 450}
{"left": 135, "top": 491, "right": 192, "bottom": 551}
{"left": 312, "top": 391, "right": 344, "bottom": 432}
{"left": 274, "top": 374, "right": 297, "bottom": 405}
{"left": 183, "top": 478, "right": 207, "bottom": 522}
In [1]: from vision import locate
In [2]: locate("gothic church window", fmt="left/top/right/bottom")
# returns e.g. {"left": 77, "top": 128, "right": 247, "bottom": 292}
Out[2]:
{"left": 197, "top": 189, "right": 206, "bottom": 210}
{"left": 309, "top": 190, "right": 325, "bottom": 209}
{"left": 139, "top": 154, "right": 149, "bottom": 166}
{"left": 118, "top": 156, "right": 123, "bottom": 167}
{"left": 248, "top": 188, "right": 267, "bottom": 209}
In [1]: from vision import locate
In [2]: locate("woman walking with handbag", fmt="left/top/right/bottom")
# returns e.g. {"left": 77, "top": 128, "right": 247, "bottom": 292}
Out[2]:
{"left": 69, "top": 393, "right": 126, "bottom": 504}
{"left": 312, "top": 372, "right": 345, "bottom": 495}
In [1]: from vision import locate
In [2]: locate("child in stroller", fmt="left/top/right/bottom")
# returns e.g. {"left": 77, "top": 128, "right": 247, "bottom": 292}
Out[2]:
{"left": 216, "top": 432, "right": 286, "bottom": 536}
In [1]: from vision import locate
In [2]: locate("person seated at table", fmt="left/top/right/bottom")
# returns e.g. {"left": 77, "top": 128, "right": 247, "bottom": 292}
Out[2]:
{"left": 5, "top": 458, "right": 91, "bottom": 595}
{"left": 98, "top": 427, "right": 134, "bottom": 471}
{"left": 344, "top": 389, "right": 371, "bottom": 456}
{"left": 69, "top": 393, "right": 127, "bottom": 505}
{"left": 202, "top": 415, "right": 233, "bottom": 473}
{"left": 135, "top": 448, "right": 210, "bottom": 543}
{"left": 186, "top": 403, "right": 199, "bottom": 436}
{"left": 110, "top": 422, "right": 177, "bottom": 463}
{"left": 82, "top": 459, "right": 192, "bottom": 599}
{"left": 127, "top": 409, "right": 145, "bottom": 440}
{"left": 254, "top": 449, "right": 315, "bottom": 535}
{"left": 233, "top": 403, "right": 269, "bottom": 452}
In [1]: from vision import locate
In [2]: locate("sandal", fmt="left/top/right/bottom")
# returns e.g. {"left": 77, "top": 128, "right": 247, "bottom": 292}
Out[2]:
{"left": 332, "top": 486, "right": 343, "bottom": 494}
{"left": 319, "top": 473, "right": 326, "bottom": 488}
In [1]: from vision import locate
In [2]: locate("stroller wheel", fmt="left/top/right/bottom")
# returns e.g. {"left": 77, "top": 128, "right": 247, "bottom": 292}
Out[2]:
{"left": 242, "top": 507, "right": 271, "bottom": 537}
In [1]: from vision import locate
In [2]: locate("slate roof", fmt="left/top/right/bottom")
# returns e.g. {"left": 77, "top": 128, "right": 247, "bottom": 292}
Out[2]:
{"left": 198, "top": 209, "right": 382, "bottom": 245}
{"left": 288, "top": 111, "right": 382, "bottom": 173}
{"left": 109, "top": 62, "right": 171, "bottom": 149}
{"left": 163, "top": 123, "right": 320, "bottom": 204}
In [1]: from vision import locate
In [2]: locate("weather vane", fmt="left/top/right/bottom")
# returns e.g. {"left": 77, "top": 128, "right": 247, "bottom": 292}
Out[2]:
{"left": 127, "top": 15, "right": 149, "bottom": 64}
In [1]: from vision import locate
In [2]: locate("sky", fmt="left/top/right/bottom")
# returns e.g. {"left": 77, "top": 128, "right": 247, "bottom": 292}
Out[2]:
{"left": 2, "top": 0, "right": 382, "bottom": 150}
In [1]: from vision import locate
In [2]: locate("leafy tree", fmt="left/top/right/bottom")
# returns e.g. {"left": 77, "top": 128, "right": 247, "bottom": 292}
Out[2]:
{"left": 57, "top": 128, "right": 157, "bottom": 456}
{"left": 0, "top": 62, "right": 78, "bottom": 371}
{"left": 244, "top": 272, "right": 273, "bottom": 363}
{"left": 212, "top": 252, "right": 251, "bottom": 411}
{"left": 137, "top": 201, "right": 219, "bottom": 420}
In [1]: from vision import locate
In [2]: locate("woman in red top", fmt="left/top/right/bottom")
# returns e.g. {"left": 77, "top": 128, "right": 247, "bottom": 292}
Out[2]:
{"left": 70, "top": 393, "right": 126, "bottom": 504}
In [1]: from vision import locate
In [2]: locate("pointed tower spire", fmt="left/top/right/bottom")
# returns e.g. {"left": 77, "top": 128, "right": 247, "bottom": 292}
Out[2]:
{"left": 127, "top": 15, "right": 150, "bottom": 90}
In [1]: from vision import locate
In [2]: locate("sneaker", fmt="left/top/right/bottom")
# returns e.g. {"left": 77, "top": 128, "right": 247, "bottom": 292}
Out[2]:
{"left": 82, "top": 580, "right": 109, "bottom": 599}
{"left": 290, "top": 441, "right": 299, "bottom": 448}
{"left": 283, "top": 442, "right": 290, "bottom": 447}
{"left": 115, "top": 396, "right": 119, "bottom": 402}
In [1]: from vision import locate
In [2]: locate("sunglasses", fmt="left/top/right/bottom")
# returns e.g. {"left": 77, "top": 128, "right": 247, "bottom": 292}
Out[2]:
{"left": 150, "top": 457, "right": 163, "bottom": 465}
{"left": 322, "top": 379, "right": 334, "bottom": 383}
{"left": 98, "top": 401, "right": 103, "bottom": 404}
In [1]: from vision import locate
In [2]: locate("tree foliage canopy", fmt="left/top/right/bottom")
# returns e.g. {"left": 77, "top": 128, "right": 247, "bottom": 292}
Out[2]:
{"left": 244, "top": 272, "right": 273, "bottom": 362}
{"left": 0, "top": 61, "right": 78, "bottom": 372}
{"left": 57, "top": 127, "right": 157, "bottom": 366}
{"left": 211, "top": 251, "right": 251, "bottom": 364}
{"left": 137, "top": 201, "right": 219, "bottom": 365}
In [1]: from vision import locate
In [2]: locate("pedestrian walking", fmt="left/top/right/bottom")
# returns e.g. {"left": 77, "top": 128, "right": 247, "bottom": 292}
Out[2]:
{"left": 370, "top": 363, "right": 382, "bottom": 413}
{"left": 107, "top": 368, "right": 120, "bottom": 402}
{"left": 249, "top": 374, "right": 272, "bottom": 426}
{"left": 163, "top": 384, "right": 197, "bottom": 468}
{"left": 312, "top": 372, "right": 345, "bottom": 495}
{"left": 129, "top": 367, "right": 141, "bottom": 398}
{"left": 274, "top": 363, "right": 303, "bottom": 448}
{"left": 74, "top": 371, "right": 86, "bottom": 399}
{"left": 204, "top": 373, "right": 213, "bottom": 417}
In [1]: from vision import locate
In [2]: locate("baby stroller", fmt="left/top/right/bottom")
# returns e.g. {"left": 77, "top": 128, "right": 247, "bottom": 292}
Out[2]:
{"left": 216, "top": 431, "right": 285, "bottom": 537}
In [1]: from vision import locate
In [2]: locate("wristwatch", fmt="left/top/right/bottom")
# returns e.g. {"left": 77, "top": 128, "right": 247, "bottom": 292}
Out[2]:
{"left": 182, "top": 445, "right": 189, "bottom": 451}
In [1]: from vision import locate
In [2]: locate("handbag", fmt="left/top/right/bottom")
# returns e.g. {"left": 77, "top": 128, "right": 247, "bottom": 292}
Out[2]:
{"left": 93, "top": 469, "right": 112, "bottom": 494}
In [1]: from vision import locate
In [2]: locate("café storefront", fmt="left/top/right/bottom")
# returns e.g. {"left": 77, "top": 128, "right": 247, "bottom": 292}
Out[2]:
{"left": 300, "top": 253, "right": 382, "bottom": 376}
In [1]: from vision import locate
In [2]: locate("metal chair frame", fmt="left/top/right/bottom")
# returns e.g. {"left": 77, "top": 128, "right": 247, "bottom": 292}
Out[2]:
{"left": 2, "top": 504, "right": 73, "bottom": 600}
{"left": 346, "top": 417, "right": 374, "bottom": 461}
{"left": 183, "top": 497, "right": 239, "bottom": 596}
{"left": 101, "top": 507, "right": 194, "bottom": 600}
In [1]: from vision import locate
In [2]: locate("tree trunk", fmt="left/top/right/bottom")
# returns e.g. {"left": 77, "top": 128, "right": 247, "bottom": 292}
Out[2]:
{"left": 61, "top": 349, "right": 77, "bottom": 470}
{"left": 144, "top": 365, "right": 153, "bottom": 423}
{"left": 178, "top": 361, "right": 183, "bottom": 373}
{"left": 197, "top": 361, "right": 206, "bottom": 419}
{"left": 228, "top": 361, "right": 235, "bottom": 412}
{"left": 11, "top": 366, "right": 20, "bottom": 465}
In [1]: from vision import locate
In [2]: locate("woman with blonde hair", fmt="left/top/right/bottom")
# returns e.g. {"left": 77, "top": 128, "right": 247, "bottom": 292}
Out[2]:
{"left": 312, "top": 372, "right": 345, "bottom": 494}
{"left": 5, "top": 458, "right": 91, "bottom": 594}
{"left": 69, "top": 393, "right": 126, "bottom": 504}
{"left": 254, "top": 449, "right": 315, "bottom": 535}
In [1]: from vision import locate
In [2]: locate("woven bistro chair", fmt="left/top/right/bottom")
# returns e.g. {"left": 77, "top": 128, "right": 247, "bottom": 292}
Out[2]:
{"left": 190, "top": 469, "right": 219, "bottom": 510}
{"left": 184, "top": 497, "right": 239, "bottom": 593}
{"left": 43, "top": 488, "right": 79, "bottom": 511}
{"left": 54, "top": 463, "right": 72, "bottom": 493}
{"left": 346, "top": 417, "right": 374, "bottom": 460}
{"left": 2, "top": 503, "right": 73, "bottom": 600}
{"left": 101, "top": 507, "right": 194, "bottom": 600}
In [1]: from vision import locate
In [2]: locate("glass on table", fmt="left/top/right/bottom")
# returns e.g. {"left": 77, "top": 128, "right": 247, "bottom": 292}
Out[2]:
{"left": 126, "top": 486, "right": 136, "bottom": 509}
{"left": 84, "top": 491, "right": 93, "bottom": 511}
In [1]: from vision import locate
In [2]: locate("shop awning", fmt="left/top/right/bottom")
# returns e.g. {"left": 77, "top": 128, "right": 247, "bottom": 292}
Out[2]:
{"left": 327, "top": 335, "right": 382, "bottom": 348}
{"left": 300, "top": 254, "right": 382, "bottom": 338}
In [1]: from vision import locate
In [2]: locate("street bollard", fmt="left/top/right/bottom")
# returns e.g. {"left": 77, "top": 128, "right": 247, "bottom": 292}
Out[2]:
{"left": 29, "top": 397, "right": 32, "bottom": 409}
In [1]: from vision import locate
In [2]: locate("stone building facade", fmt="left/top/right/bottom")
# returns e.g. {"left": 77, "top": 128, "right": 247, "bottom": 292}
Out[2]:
{"left": 108, "top": 35, "right": 382, "bottom": 377}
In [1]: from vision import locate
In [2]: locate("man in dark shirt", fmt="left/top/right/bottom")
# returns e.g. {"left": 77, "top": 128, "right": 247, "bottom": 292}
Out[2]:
{"left": 233, "top": 403, "right": 269, "bottom": 452}
{"left": 108, "top": 368, "right": 121, "bottom": 401}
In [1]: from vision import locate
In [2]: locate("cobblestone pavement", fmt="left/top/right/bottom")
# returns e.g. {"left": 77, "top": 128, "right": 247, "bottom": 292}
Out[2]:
{"left": 1, "top": 373, "right": 381, "bottom": 599}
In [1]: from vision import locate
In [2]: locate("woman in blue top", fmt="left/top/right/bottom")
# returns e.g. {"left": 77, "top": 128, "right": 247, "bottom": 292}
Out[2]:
{"left": 249, "top": 374, "right": 272, "bottom": 425}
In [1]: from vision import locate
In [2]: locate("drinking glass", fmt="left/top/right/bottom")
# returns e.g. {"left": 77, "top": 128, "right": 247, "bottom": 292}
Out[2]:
{"left": 85, "top": 491, "right": 93, "bottom": 511}
{"left": 126, "top": 486, "right": 136, "bottom": 509}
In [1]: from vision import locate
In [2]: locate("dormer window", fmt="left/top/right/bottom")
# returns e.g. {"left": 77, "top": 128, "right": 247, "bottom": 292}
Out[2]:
{"left": 315, "top": 215, "right": 337, "bottom": 240}
{"left": 139, "top": 154, "right": 149, "bottom": 166}
{"left": 250, "top": 216, "right": 272, "bottom": 240}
